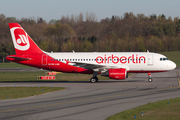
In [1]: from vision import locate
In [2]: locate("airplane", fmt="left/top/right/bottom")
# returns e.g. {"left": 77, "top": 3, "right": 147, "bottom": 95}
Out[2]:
{"left": 6, "top": 23, "right": 176, "bottom": 83}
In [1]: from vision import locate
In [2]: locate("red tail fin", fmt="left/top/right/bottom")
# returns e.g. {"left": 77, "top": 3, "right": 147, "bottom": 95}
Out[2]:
{"left": 9, "top": 23, "right": 43, "bottom": 54}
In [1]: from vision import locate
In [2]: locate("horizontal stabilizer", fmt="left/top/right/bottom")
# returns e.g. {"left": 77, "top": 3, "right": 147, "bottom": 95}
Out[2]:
{"left": 6, "top": 55, "right": 31, "bottom": 61}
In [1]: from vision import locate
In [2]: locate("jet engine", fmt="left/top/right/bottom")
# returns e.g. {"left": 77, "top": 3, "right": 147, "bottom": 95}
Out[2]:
{"left": 101, "top": 68, "right": 128, "bottom": 80}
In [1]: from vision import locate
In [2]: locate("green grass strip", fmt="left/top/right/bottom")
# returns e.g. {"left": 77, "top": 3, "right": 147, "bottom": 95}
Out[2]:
{"left": 0, "top": 71, "right": 109, "bottom": 82}
{"left": 0, "top": 87, "right": 65, "bottom": 100}
{"left": 106, "top": 97, "right": 180, "bottom": 120}
{"left": 0, "top": 62, "right": 33, "bottom": 68}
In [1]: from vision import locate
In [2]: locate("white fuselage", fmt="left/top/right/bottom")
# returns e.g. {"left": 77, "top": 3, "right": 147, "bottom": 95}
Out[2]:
{"left": 46, "top": 52, "right": 176, "bottom": 72}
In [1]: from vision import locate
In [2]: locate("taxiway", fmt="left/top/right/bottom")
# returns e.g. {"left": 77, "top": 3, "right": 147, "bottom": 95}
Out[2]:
{"left": 0, "top": 68, "right": 180, "bottom": 120}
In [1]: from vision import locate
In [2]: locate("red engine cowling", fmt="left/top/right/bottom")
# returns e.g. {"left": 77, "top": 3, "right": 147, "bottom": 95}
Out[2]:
{"left": 101, "top": 68, "right": 127, "bottom": 80}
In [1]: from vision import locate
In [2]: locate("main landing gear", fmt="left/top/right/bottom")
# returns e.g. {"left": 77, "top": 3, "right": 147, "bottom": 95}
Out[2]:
{"left": 148, "top": 72, "right": 153, "bottom": 82}
{"left": 90, "top": 76, "right": 98, "bottom": 83}
{"left": 90, "top": 72, "right": 99, "bottom": 83}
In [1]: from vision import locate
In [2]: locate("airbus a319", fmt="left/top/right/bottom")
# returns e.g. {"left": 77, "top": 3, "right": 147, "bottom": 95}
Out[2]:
{"left": 6, "top": 23, "right": 176, "bottom": 83}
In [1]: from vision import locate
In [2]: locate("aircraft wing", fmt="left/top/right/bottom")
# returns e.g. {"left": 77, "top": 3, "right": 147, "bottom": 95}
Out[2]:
{"left": 71, "top": 62, "right": 129, "bottom": 72}
{"left": 71, "top": 62, "right": 106, "bottom": 69}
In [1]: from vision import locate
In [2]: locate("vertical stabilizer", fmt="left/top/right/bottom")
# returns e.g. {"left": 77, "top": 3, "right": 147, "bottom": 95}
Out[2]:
{"left": 9, "top": 23, "right": 43, "bottom": 54}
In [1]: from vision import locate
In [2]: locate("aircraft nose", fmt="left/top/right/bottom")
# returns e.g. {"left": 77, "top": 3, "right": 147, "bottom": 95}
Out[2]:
{"left": 170, "top": 61, "right": 176, "bottom": 70}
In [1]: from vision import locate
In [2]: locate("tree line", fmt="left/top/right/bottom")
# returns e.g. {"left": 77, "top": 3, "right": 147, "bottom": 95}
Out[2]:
{"left": 0, "top": 12, "right": 180, "bottom": 62}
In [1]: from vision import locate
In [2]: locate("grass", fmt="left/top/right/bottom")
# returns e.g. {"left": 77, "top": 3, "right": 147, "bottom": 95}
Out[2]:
{"left": 160, "top": 51, "right": 180, "bottom": 67}
{"left": 0, "top": 87, "right": 65, "bottom": 100}
{"left": 0, "top": 71, "right": 109, "bottom": 82}
{"left": 0, "top": 62, "right": 33, "bottom": 68}
{"left": 0, "top": 71, "right": 46, "bottom": 82}
{"left": 106, "top": 97, "right": 180, "bottom": 120}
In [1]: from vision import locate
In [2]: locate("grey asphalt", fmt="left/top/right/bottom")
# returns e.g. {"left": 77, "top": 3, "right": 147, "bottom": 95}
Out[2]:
{"left": 0, "top": 68, "right": 180, "bottom": 120}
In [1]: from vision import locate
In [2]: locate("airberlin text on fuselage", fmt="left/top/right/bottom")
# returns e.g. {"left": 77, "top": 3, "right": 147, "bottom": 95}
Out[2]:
{"left": 96, "top": 54, "right": 146, "bottom": 64}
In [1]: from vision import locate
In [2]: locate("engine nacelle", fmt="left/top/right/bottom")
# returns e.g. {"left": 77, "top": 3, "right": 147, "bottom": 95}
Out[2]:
{"left": 101, "top": 68, "right": 127, "bottom": 80}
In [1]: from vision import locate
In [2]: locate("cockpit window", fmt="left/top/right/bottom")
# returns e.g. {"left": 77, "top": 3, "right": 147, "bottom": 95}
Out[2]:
{"left": 160, "top": 58, "right": 169, "bottom": 61}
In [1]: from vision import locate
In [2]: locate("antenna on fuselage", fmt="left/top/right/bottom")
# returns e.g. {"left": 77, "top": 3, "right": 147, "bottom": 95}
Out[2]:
{"left": 72, "top": 50, "right": 75, "bottom": 53}
{"left": 147, "top": 50, "right": 149, "bottom": 53}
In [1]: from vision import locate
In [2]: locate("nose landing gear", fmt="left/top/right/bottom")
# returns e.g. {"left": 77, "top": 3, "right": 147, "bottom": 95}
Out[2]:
{"left": 148, "top": 72, "right": 153, "bottom": 82}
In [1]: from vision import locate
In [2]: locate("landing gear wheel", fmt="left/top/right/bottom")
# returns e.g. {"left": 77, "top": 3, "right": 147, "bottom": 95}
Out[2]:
{"left": 90, "top": 77, "right": 98, "bottom": 83}
{"left": 95, "top": 76, "right": 98, "bottom": 82}
{"left": 148, "top": 78, "right": 153, "bottom": 82}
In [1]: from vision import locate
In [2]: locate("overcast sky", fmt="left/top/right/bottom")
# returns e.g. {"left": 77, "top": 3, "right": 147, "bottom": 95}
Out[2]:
{"left": 0, "top": 0, "right": 179, "bottom": 22}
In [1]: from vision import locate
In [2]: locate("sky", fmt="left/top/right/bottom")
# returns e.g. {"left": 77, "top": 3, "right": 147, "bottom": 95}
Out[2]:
{"left": 0, "top": 0, "right": 180, "bottom": 22}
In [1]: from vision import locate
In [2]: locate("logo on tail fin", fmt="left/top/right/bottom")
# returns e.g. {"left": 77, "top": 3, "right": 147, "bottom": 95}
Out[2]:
{"left": 10, "top": 27, "right": 30, "bottom": 51}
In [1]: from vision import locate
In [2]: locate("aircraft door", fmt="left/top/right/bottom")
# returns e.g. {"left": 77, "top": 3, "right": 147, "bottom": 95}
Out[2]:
{"left": 42, "top": 54, "right": 47, "bottom": 66}
{"left": 147, "top": 54, "right": 153, "bottom": 65}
